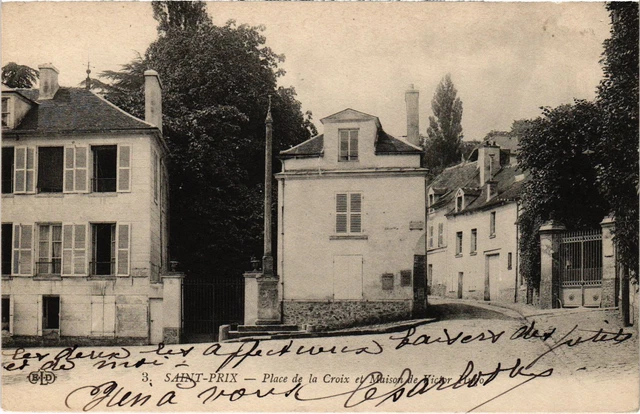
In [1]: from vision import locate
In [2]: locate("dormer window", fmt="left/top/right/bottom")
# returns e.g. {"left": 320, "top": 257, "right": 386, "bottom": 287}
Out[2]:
{"left": 428, "top": 193, "right": 434, "bottom": 206}
{"left": 339, "top": 129, "right": 358, "bottom": 162}
{"left": 456, "top": 194, "right": 463, "bottom": 212}
{"left": 1, "top": 98, "right": 9, "bottom": 127}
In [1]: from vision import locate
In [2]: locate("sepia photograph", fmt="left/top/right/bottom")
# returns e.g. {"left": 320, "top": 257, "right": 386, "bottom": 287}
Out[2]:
{"left": 1, "top": 1, "right": 639, "bottom": 411}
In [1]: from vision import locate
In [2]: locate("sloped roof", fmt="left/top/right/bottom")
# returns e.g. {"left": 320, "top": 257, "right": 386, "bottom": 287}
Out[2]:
{"left": 428, "top": 161, "right": 480, "bottom": 210}
{"left": 320, "top": 108, "right": 379, "bottom": 124}
{"left": 375, "top": 129, "right": 422, "bottom": 154}
{"left": 486, "top": 132, "right": 520, "bottom": 153}
{"left": 280, "top": 134, "right": 324, "bottom": 158}
{"left": 4, "top": 87, "right": 156, "bottom": 135}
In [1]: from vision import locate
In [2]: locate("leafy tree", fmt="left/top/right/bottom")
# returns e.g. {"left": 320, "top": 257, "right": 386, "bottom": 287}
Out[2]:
{"left": 95, "top": 1, "right": 315, "bottom": 279}
{"left": 423, "top": 74, "right": 464, "bottom": 175}
{"left": 595, "top": 2, "right": 639, "bottom": 280}
{"left": 517, "top": 101, "right": 608, "bottom": 300}
{"left": 2, "top": 62, "right": 38, "bottom": 88}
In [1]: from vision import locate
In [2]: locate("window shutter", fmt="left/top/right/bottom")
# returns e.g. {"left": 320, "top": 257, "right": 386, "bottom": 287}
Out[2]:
{"left": 349, "top": 131, "right": 358, "bottom": 160}
{"left": 13, "top": 147, "right": 26, "bottom": 193}
{"left": 350, "top": 193, "right": 362, "bottom": 233}
{"left": 153, "top": 151, "right": 159, "bottom": 202}
{"left": 73, "top": 224, "right": 87, "bottom": 275}
{"left": 9, "top": 297, "right": 14, "bottom": 335}
{"left": 117, "top": 145, "right": 131, "bottom": 192}
{"left": 25, "top": 148, "right": 35, "bottom": 193}
{"left": 336, "top": 194, "right": 348, "bottom": 233}
{"left": 61, "top": 224, "right": 74, "bottom": 276}
{"left": 12, "top": 224, "right": 20, "bottom": 275}
{"left": 64, "top": 147, "right": 75, "bottom": 193}
{"left": 74, "top": 147, "right": 88, "bottom": 192}
{"left": 17, "top": 224, "right": 33, "bottom": 275}
{"left": 116, "top": 223, "right": 131, "bottom": 276}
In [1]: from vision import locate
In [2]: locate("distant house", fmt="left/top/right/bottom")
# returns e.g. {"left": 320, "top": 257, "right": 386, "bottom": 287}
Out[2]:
{"left": 427, "top": 140, "right": 526, "bottom": 303}
{"left": 273, "top": 88, "right": 428, "bottom": 329}
{"left": 1, "top": 64, "right": 183, "bottom": 345}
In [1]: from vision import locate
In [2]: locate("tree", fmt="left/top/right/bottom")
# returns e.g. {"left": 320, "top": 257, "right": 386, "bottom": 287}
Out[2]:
{"left": 595, "top": 2, "right": 639, "bottom": 280}
{"left": 423, "top": 74, "right": 464, "bottom": 175}
{"left": 517, "top": 101, "right": 608, "bottom": 300}
{"left": 2, "top": 62, "right": 38, "bottom": 88}
{"left": 95, "top": 1, "right": 315, "bottom": 279}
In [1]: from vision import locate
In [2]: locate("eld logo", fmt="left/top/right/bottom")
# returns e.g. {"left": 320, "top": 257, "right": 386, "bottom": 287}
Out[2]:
{"left": 27, "top": 370, "right": 56, "bottom": 385}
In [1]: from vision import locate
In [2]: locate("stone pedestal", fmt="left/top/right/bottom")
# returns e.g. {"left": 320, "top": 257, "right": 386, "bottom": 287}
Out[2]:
{"left": 161, "top": 272, "right": 184, "bottom": 344}
{"left": 244, "top": 271, "right": 280, "bottom": 325}
{"left": 539, "top": 221, "right": 566, "bottom": 309}
{"left": 600, "top": 216, "right": 617, "bottom": 308}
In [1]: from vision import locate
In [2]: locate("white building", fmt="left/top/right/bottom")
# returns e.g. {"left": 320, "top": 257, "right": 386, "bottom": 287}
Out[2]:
{"left": 273, "top": 88, "right": 428, "bottom": 329}
{"left": 427, "top": 141, "right": 525, "bottom": 303}
{"left": 1, "top": 64, "right": 182, "bottom": 345}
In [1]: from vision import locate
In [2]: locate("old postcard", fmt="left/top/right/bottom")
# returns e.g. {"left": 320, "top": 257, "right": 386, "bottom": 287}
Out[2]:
{"left": 1, "top": 1, "right": 639, "bottom": 412}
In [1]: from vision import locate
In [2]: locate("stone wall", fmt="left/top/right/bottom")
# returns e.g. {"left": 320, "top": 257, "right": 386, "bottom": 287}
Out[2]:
{"left": 282, "top": 300, "right": 412, "bottom": 331}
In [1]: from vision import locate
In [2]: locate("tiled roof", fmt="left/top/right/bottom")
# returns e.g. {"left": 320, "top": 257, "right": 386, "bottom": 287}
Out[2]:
{"left": 5, "top": 87, "right": 155, "bottom": 134}
{"left": 428, "top": 162, "right": 480, "bottom": 210}
{"left": 451, "top": 165, "right": 525, "bottom": 215}
{"left": 280, "top": 134, "right": 324, "bottom": 158}
{"left": 375, "top": 129, "right": 422, "bottom": 154}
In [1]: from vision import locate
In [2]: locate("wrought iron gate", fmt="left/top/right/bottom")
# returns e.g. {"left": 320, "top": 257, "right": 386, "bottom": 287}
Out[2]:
{"left": 182, "top": 278, "right": 244, "bottom": 343}
{"left": 558, "top": 229, "right": 602, "bottom": 307}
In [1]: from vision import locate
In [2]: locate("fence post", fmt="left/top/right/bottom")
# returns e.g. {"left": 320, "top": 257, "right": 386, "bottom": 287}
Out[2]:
{"left": 600, "top": 216, "right": 617, "bottom": 308}
{"left": 161, "top": 272, "right": 185, "bottom": 344}
{"left": 539, "top": 221, "right": 565, "bottom": 309}
{"left": 243, "top": 271, "right": 260, "bottom": 325}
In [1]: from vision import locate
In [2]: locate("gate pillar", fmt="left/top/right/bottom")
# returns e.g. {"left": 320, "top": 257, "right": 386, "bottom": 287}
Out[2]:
{"left": 244, "top": 271, "right": 281, "bottom": 325}
{"left": 600, "top": 216, "right": 616, "bottom": 308}
{"left": 539, "top": 221, "right": 566, "bottom": 309}
{"left": 162, "top": 272, "right": 185, "bottom": 344}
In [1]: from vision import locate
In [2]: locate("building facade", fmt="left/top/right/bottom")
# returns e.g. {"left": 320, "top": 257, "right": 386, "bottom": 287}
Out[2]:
{"left": 427, "top": 141, "right": 525, "bottom": 303}
{"left": 274, "top": 96, "right": 428, "bottom": 329}
{"left": 1, "top": 64, "right": 182, "bottom": 345}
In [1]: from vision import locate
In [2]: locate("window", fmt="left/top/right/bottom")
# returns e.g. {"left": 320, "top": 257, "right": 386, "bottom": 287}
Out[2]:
{"left": 37, "top": 224, "right": 62, "bottom": 275}
{"left": 61, "top": 224, "right": 87, "bottom": 276}
{"left": 456, "top": 231, "right": 463, "bottom": 256}
{"left": 338, "top": 129, "right": 359, "bottom": 162}
{"left": 92, "top": 223, "right": 116, "bottom": 275}
{"left": 508, "top": 252, "right": 513, "bottom": 270}
{"left": 2, "top": 224, "right": 12, "bottom": 275}
{"left": 2, "top": 147, "right": 14, "bottom": 193}
{"left": 14, "top": 147, "right": 35, "bottom": 193}
{"left": 37, "top": 147, "right": 64, "bottom": 193}
{"left": 12, "top": 224, "right": 33, "bottom": 275}
{"left": 382, "top": 273, "right": 394, "bottom": 290}
{"left": 400, "top": 270, "right": 412, "bottom": 287}
{"left": 42, "top": 296, "right": 60, "bottom": 330}
{"left": 456, "top": 195, "right": 463, "bottom": 212}
{"left": 2, "top": 297, "right": 10, "bottom": 332}
{"left": 92, "top": 146, "right": 117, "bottom": 192}
{"left": 336, "top": 192, "right": 362, "bottom": 234}
{"left": 490, "top": 211, "right": 496, "bottom": 237}
{"left": 428, "top": 225, "right": 434, "bottom": 248}
{"left": 428, "top": 194, "right": 434, "bottom": 207}
{"left": 1, "top": 98, "right": 9, "bottom": 127}
{"left": 437, "top": 223, "right": 444, "bottom": 247}
{"left": 64, "top": 147, "right": 88, "bottom": 193}
{"left": 470, "top": 228, "right": 477, "bottom": 254}
{"left": 427, "top": 264, "right": 433, "bottom": 294}
{"left": 90, "top": 223, "right": 130, "bottom": 276}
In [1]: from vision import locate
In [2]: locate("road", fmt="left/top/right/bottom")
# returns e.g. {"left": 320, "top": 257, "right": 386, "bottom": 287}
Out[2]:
{"left": 2, "top": 300, "right": 638, "bottom": 412}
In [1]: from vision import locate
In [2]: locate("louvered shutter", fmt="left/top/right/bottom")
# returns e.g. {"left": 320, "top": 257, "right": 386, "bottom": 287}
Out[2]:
{"left": 350, "top": 193, "right": 362, "bottom": 233}
{"left": 13, "top": 147, "right": 26, "bottom": 193}
{"left": 12, "top": 224, "right": 20, "bottom": 274}
{"left": 61, "top": 224, "right": 74, "bottom": 276}
{"left": 63, "top": 147, "right": 75, "bottom": 193}
{"left": 17, "top": 224, "right": 33, "bottom": 275}
{"left": 73, "top": 224, "right": 87, "bottom": 275}
{"left": 336, "top": 194, "right": 348, "bottom": 233}
{"left": 74, "top": 147, "right": 88, "bottom": 192}
{"left": 116, "top": 223, "right": 130, "bottom": 276}
{"left": 117, "top": 145, "right": 131, "bottom": 192}
{"left": 25, "top": 148, "right": 35, "bottom": 193}
{"left": 349, "top": 130, "right": 358, "bottom": 160}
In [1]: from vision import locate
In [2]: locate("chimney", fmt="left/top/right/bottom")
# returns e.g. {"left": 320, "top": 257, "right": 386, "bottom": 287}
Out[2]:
{"left": 144, "top": 70, "right": 163, "bottom": 133}
{"left": 38, "top": 64, "right": 59, "bottom": 100}
{"left": 477, "top": 141, "right": 501, "bottom": 185}
{"left": 405, "top": 84, "right": 420, "bottom": 147}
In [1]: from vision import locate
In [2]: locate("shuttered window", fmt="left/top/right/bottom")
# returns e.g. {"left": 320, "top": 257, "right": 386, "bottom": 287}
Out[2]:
{"left": 14, "top": 147, "right": 35, "bottom": 194}
{"left": 338, "top": 129, "right": 359, "bottom": 162}
{"left": 61, "top": 224, "right": 87, "bottom": 276}
{"left": 428, "top": 225, "right": 433, "bottom": 248}
{"left": 116, "top": 223, "right": 131, "bottom": 276}
{"left": 12, "top": 224, "right": 33, "bottom": 275}
{"left": 335, "top": 192, "right": 362, "bottom": 234}
{"left": 117, "top": 145, "right": 131, "bottom": 192}
{"left": 438, "top": 223, "right": 444, "bottom": 247}
{"left": 63, "top": 147, "right": 88, "bottom": 193}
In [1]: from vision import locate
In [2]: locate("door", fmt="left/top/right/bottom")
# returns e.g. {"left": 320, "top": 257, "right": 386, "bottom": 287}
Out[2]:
{"left": 485, "top": 254, "right": 500, "bottom": 301}
{"left": 457, "top": 272, "right": 463, "bottom": 299}
{"left": 149, "top": 298, "right": 163, "bottom": 344}
{"left": 333, "top": 255, "right": 363, "bottom": 300}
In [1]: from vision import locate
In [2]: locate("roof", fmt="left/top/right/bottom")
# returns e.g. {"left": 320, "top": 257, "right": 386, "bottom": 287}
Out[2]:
{"left": 485, "top": 131, "right": 520, "bottom": 153}
{"left": 320, "top": 108, "right": 379, "bottom": 125}
{"left": 280, "top": 134, "right": 324, "bottom": 158}
{"left": 428, "top": 162, "right": 480, "bottom": 210}
{"left": 375, "top": 129, "right": 422, "bottom": 154}
{"left": 4, "top": 87, "right": 156, "bottom": 135}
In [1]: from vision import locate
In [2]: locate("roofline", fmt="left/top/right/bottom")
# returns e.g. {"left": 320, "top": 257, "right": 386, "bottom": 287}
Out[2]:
{"left": 279, "top": 152, "right": 323, "bottom": 160}
{"left": 320, "top": 108, "right": 381, "bottom": 126}
{"left": 2, "top": 127, "right": 159, "bottom": 138}
{"left": 3, "top": 89, "right": 39, "bottom": 106}
{"left": 91, "top": 90, "right": 158, "bottom": 129}
{"left": 280, "top": 134, "right": 322, "bottom": 155}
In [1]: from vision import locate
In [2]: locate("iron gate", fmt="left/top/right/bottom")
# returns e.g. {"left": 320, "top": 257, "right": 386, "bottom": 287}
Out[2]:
{"left": 558, "top": 229, "right": 602, "bottom": 307}
{"left": 182, "top": 278, "right": 244, "bottom": 343}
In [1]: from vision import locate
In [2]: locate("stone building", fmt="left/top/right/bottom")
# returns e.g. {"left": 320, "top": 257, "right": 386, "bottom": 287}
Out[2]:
{"left": 427, "top": 140, "right": 526, "bottom": 303}
{"left": 1, "top": 64, "right": 182, "bottom": 345}
{"left": 266, "top": 88, "right": 428, "bottom": 329}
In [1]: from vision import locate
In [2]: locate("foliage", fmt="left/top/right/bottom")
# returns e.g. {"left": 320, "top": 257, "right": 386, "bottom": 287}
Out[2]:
{"left": 95, "top": 1, "right": 315, "bottom": 279}
{"left": 1, "top": 62, "right": 38, "bottom": 88}
{"left": 595, "top": 2, "right": 639, "bottom": 279}
{"left": 423, "top": 74, "right": 464, "bottom": 176}
{"left": 517, "top": 101, "right": 608, "bottom": 291}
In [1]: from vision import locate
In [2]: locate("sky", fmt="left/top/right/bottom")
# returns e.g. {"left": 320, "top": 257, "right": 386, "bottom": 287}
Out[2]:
{"left": 2, "top": 1, "right": 611, "bottom": 141}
